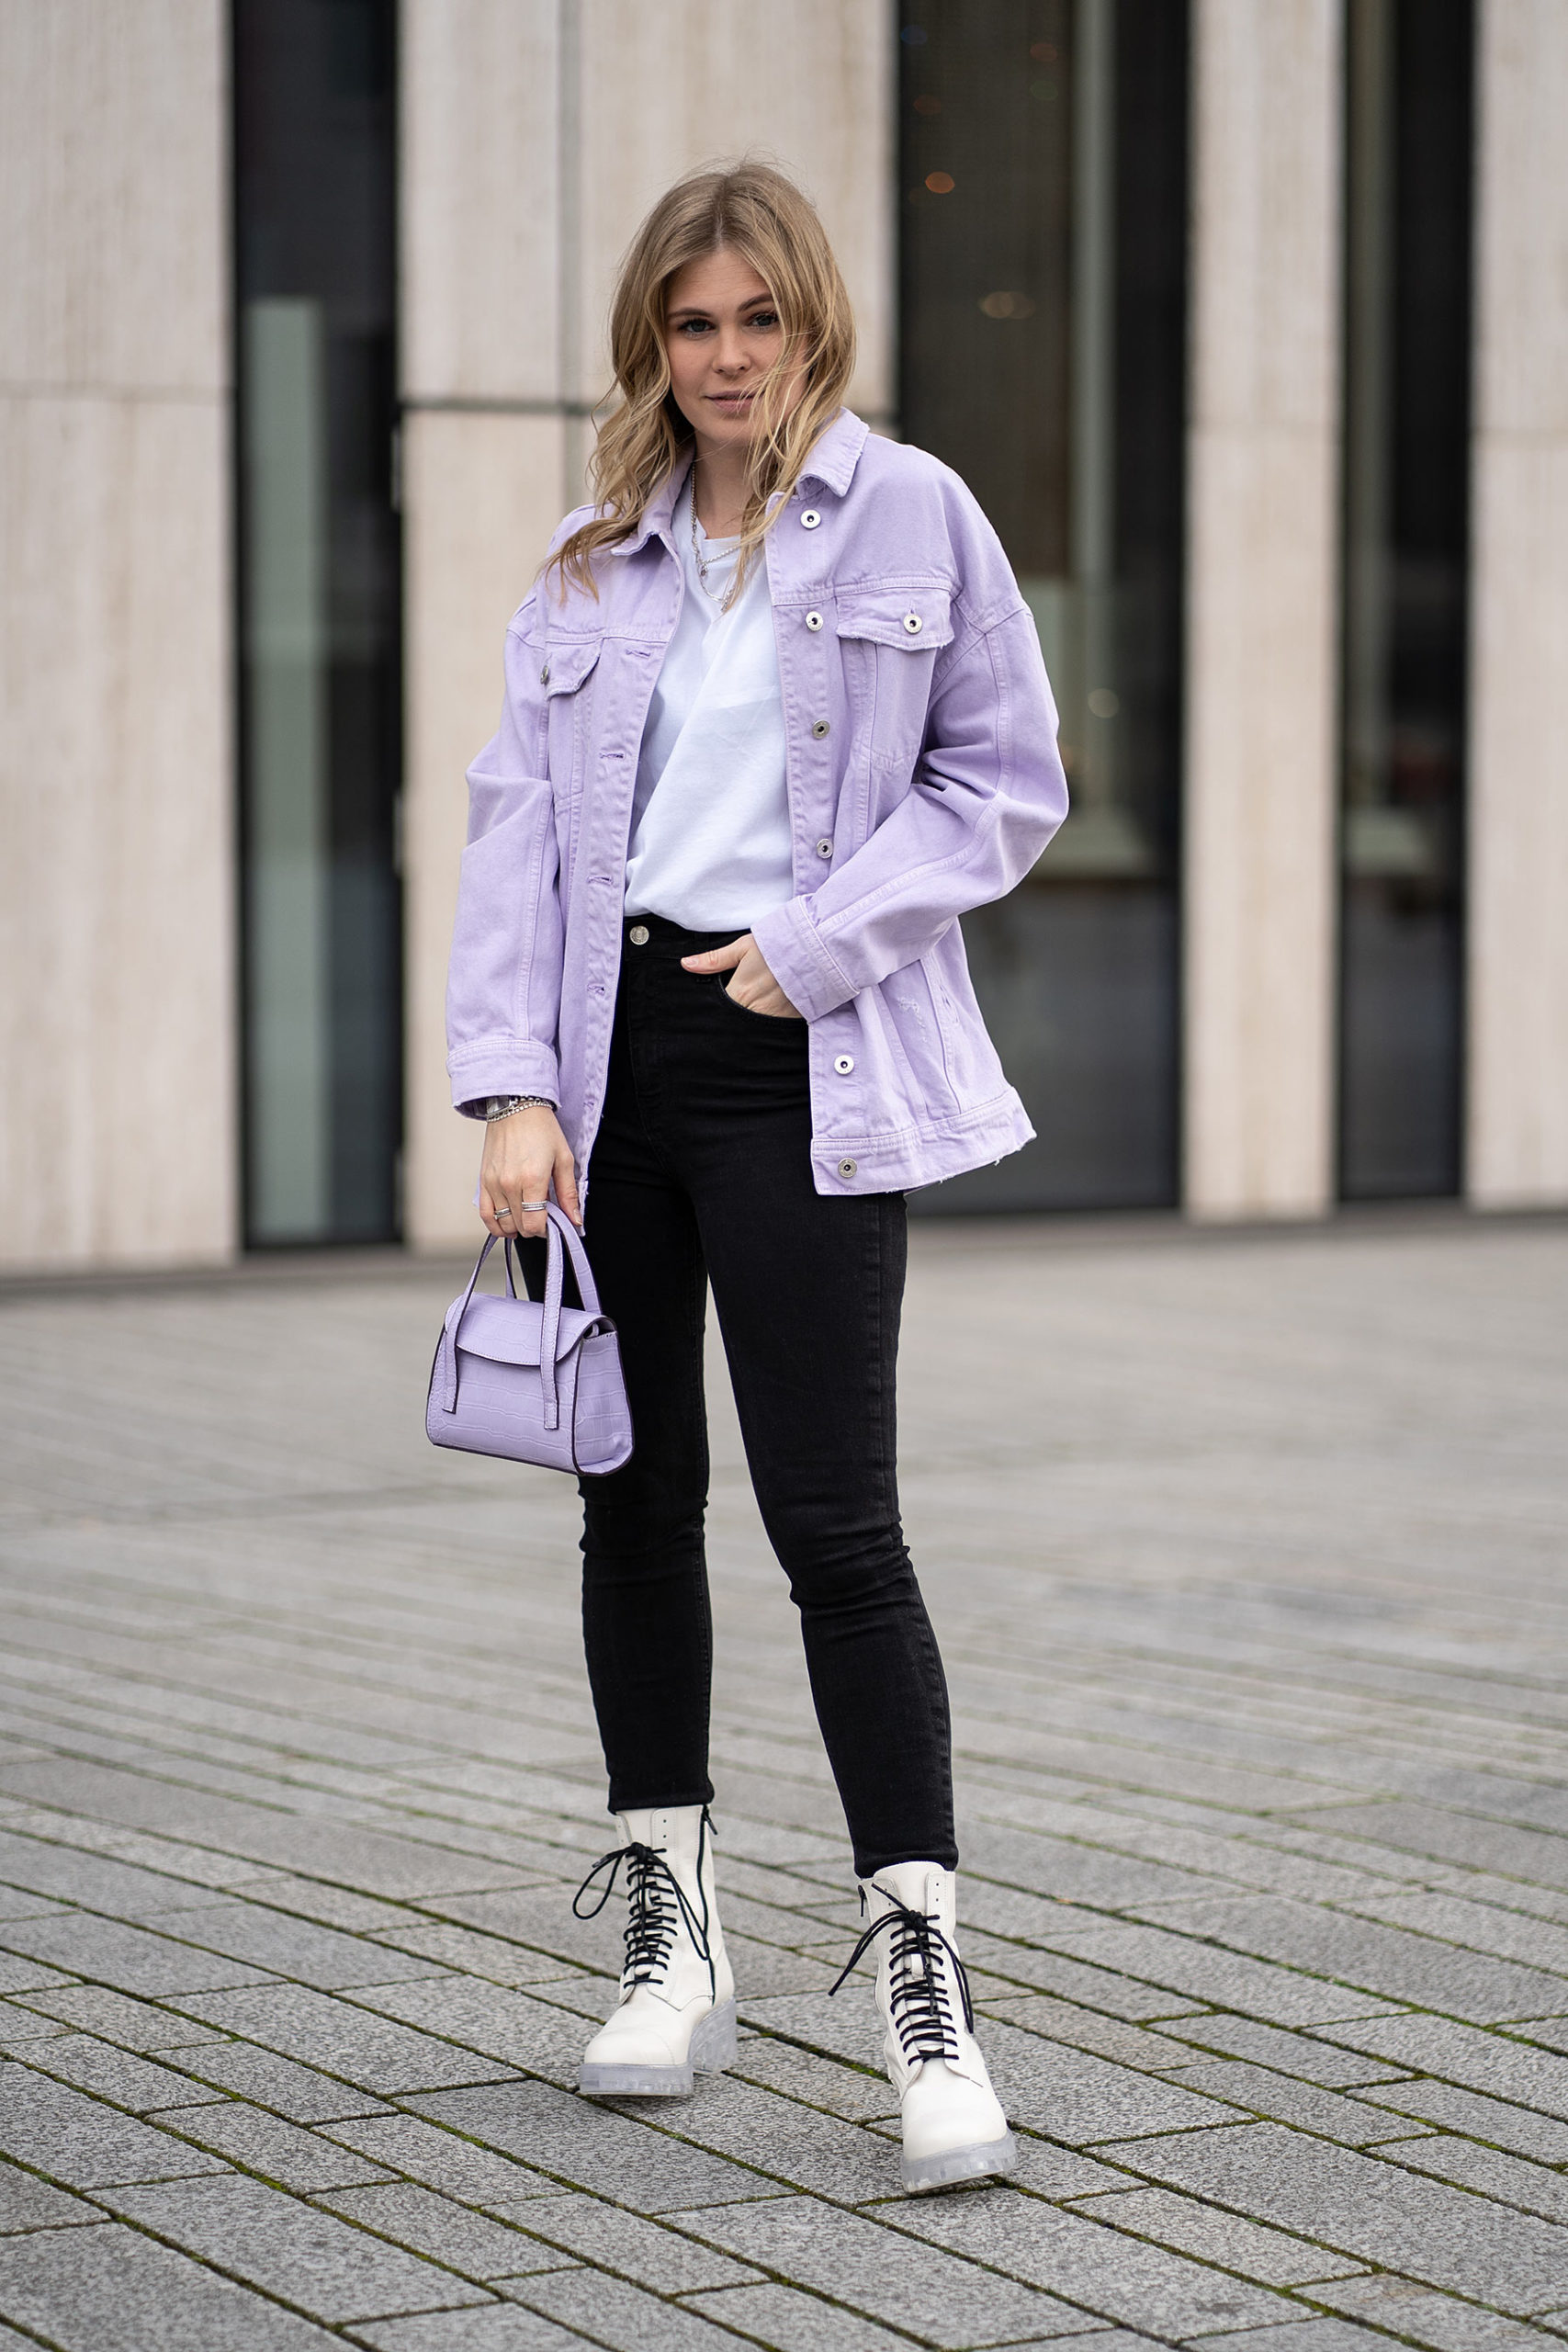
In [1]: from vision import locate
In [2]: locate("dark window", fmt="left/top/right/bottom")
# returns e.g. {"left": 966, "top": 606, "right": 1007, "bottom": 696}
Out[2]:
{"left": 234, "top": 0, "right": 401, "bottom": 1244}
{"left": 899, "top": 0, "right": 1188, "bottom": 1210}
{"left": 1339, "top": 0, "right": 1473, "bottom": 1199}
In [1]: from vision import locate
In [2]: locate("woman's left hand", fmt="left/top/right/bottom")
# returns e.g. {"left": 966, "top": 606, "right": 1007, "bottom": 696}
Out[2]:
{"left": 681, "top": 932, "right": 804, "bottom": 1017}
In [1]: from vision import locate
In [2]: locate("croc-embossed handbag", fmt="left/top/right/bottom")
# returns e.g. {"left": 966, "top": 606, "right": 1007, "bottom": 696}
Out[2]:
{"left": 426, "top": 1204, "right": 633, "bottom": 1475}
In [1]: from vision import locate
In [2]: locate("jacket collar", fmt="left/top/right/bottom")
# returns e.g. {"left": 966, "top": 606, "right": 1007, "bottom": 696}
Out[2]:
{"left": 610, "top": 406, "right": 870, "bottom": 555}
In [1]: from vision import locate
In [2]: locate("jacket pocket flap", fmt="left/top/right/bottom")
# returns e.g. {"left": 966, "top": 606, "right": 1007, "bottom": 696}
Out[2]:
{"left": 455, "top": 1294, "right": 603, "bottom": 1365}
{"left": 541, "top": 638, "right": 603, "bottom": 695}
{"left": 834, "top": 588, "right": 953, "bottom": 650}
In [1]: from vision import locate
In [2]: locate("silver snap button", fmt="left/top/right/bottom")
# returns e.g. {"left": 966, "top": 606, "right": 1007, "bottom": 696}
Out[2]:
{"left": 628, "top": 924, "right": 649, "bottom": 945}
{"left": 903, "top": 613, "right": 922, "bottom": 635}
{"left": 838, "top": 1158, "right": 858, "bottom": 1178}
{"left": 806, "top": 610, "right": 823, "bottom": 630}
{"left": 834, "top": 1054, "right": 855, "bottom": 1075}
{"left": 816, "top": 837, "right": 833, "bottom": 858}
{"left": 811, "top": 719, "right": 830, "bottom": 740}
{"left": 801, "top": 509, "right": 821, "bottom": 529}
{"left": 540, "top": 662, "right": 551, "bottom": 684}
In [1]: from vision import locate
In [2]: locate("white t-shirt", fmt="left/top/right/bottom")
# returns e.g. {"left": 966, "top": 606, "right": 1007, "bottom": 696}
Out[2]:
{"left": 623, "top": 479, "right": 795, "bottom": 930}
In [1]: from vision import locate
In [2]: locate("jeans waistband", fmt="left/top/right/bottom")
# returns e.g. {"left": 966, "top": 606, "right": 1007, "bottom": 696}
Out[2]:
{"left": 621, "top": 912, "right": 744, "bottom": 957}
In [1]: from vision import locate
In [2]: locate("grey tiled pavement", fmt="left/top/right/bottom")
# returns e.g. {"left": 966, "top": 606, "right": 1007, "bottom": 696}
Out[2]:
{"left": 0, "top": 1215, "right": 1565, "bottom": 2350}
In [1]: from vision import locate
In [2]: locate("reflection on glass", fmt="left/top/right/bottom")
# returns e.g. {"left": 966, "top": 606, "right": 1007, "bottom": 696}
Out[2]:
{"left": 1340, "top": 0, "right": 1472, "bottom": 1199}
{"left": 900, "top": 0, "right": 1187, "bottom": 1208}
{"left": 235, "top": 0, "right": 401, "bottom": 1246}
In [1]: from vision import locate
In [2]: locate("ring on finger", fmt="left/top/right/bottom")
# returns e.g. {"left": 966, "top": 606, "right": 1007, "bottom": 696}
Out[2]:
{"left": 520, "top": 1200, "right": 549, "bottom": 1212}
{"left": 495, "top": 1206, "right": 514, "bottom": 1221}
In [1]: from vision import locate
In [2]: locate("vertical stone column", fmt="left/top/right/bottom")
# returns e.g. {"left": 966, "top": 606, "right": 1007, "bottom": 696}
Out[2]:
{"left": 1466, "top": 0, "right": 1568, "bottom": 1208}
{"left": 0, "top": 1, "right": 233, "bottom": 1270}
{"left": 1182, "top": 0, "right": 1343, "bottom": 1220}
{"left": 399, "top": 0, "right": 569, "bottom": 1250}
{"left": 400, "top": 0, "right": 894, "bottom": 1250}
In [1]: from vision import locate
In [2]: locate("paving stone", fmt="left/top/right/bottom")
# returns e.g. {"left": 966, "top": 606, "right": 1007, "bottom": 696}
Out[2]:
{"left": 353, "top": 2312, "right": 585, "bottom": 2352}
{"left": 319, "top": 2180, "right": 571, "bottom": 2278}
{"left": 0, "top": 1756, "right": 532, "bottom": 1902}
{"left": 0, "top": 1952, "right": 73, "bottom": 1994}
{"left": 13, "top": 1984, "right": 227, "bottom": 2049}
{"left": 649, "top": 2072, "right": 916, "bottom": 2203}
{"left": 350, "top": 1974, "right": 592, "bottom": 2085}
{"left": 1315, "top": 2016, "right": 1568, "bottom": 2119}
{"left": 1354, "top": 2076, "right": 1568, "bottom": 2162}
{"left": 1155, "top": 2056, "right": 1426, "bottom": 2145}
{"left": 1311, "top": 2273, "right": 1558, "bottom": 2350}
{"left": 1094, "top": 2119, "right": 1568, "bottom": 2312}
{"left": 17, "top": 2030, "right": 227, "bottom": 2110}
{"left": 877, "top": 2188, "right": 1298, "bottom": 2338}
{"left": 978, "top": 2018, "right": 1246, "bottom": 2146}
{"left": 730, "top": 2032, "right": 899, "bottom": 2122}
{"left": 0, "top": 1996, "right": 71, "bottom": 2044}
{"left": 681, "top": 2281, "right": 927, "bottom": 2350}
{"left": 0, "top": 2060, "right": 228, "bottom": 2186}
{"left": 145, "top": 2099, "right": 400, "bottom": 2191}
{"left": 1284, "top": 1803, "right": 1568, "bottom": 1894}
{"left": 102, "top": 2171, "right": 494, "bottom": 2323}
{"left": 956, "top": 1933, "right": 1213, "bottom": 2021}
{"left": 0, "top": 1828, "right": 238, "bottom": 1919}
{"left": 0, "top": 1909, "right": 275, "bottom": 1996}
{"left": 970, "top": 1993, "right": 1200, "bottom": 2074}
{"left": 0, "top": 2217, "right": 344, "bottom": 2348}
{"left": 1150, "top": 2013, "right": 1412, "bottom": 2086}
{"left": 1018, "top": 1924, "right": 1399, "bottom": 2030}
{"left": 1185, "top": 2324, "right": 1393, "bottom": 2352}
{"left": 488, "top": 2189, "right": 761, "bottom": 2292}
{"left": 321, "top": 2112, "right": 567, "bottom": 2208}
{"left": 1059, "top": 2183, "right": 1364, "bottom": 2286}
{"left": 1134, "top": 1893, "right": 1568, "bottom": 2025}
{"left": 407, "top": 2079, "right": 773, "bottom": 2210}
{"left": 1378, "top": 2132, "right": 1568, "bottom": 2225}
{"left": 168, "top": 1981, "right": 518, "bottom": 2095}
{"left": 149, "top": 1897, "right": 452, "bottom": 1988}
{"left": 506, "top": 2267, "right": 762, "bottom": 2348}
{"left": 174, "top": 2037, "right": 396, "bottom": 2120}
{"left": 366, "top": 1920, "right": 605, "bottom": 1990}
{"left": 0, "top": 2154, "right": 100, "bottom": 2233}
{"left": 684, "top": 2194, "right": 1113, "bottom": 2344}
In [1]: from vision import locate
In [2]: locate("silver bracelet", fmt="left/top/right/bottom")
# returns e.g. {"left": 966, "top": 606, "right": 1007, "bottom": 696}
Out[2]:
{"left": 484, "top": 1094, "right": 554, "bottom": 1121}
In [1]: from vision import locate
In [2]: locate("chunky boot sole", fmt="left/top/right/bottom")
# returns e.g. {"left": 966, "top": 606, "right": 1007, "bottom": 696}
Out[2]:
{"left": 576, "top": 1997, "right": 738, "bottom": 2099}
{"left": 901, "top": 2127, "right": 1019, "bottom": 2194}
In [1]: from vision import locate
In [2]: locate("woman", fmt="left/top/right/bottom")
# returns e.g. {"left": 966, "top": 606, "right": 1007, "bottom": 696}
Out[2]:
{"left": 446, "top": 163, "right": 1066, "bottom": 2194}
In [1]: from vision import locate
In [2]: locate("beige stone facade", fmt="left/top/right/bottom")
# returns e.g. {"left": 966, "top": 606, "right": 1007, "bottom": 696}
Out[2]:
{"left": 2, "top": 0, "right": 1563, "bottom": 1269}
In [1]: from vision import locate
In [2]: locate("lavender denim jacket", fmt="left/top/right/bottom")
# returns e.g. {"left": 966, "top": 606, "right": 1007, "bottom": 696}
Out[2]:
{"left": 446, "top": 407, "right": 1068, "bottom": 1198}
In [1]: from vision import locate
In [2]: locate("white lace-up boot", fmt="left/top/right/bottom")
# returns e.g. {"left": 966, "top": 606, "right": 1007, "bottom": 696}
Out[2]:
{"left": 575, "top": 1804, "right": 736, "bottom": 2097}
{"left": 837, "top": 1861, "right": 1016, "bottom": 2192}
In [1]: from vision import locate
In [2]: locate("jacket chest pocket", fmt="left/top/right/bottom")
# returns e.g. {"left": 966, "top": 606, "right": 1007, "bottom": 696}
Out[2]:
{"left": 832, "top": 587, "right": 954, "bottom": 775}
{"left": 541, "top": 637, "right": 604, "bottom": 798}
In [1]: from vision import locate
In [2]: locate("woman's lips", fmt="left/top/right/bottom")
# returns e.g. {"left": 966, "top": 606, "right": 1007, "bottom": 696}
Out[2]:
{"left": 707, "top": 390, "right": 755, "bottom": 407}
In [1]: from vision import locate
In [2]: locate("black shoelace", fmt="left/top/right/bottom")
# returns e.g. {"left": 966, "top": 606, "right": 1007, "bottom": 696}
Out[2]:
{"left": 829, "top": 1896, "right": 976, "bottom": 2067}
{"left": 573, "top": 1829, "right": 715, "bottom": 1999}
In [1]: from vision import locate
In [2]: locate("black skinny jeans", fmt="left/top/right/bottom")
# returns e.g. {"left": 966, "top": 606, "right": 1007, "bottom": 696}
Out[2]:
{"left": 552, "top": 915, "right": 956, "bottom": 1878}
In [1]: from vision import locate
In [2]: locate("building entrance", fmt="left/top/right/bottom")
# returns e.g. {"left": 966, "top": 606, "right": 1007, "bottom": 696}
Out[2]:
{"left": 899, "top": 0, "right": 1188, "bottom": 1210}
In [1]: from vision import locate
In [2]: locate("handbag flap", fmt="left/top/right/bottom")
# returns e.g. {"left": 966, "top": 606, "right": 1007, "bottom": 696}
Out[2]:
{"left": 454, "top": 1293, "right": 603, "bottom": 1367}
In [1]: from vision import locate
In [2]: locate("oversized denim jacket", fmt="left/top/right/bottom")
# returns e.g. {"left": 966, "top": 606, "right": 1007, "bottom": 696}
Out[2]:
{"left": 446, "top": 408, "right": 1068, "bottom": 1199}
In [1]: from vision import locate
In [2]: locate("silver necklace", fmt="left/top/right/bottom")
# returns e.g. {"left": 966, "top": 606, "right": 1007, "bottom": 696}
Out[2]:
{"left": 690, "top": 469, "right": 740, "bottom": 611}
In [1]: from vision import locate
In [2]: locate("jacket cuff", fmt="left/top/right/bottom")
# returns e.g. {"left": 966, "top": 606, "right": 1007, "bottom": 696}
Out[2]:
{"left": 751, "top": 897, "right": 858, "bottom": 1023}
{"left": 448, "top": 1037, "right": 561, "bottom": 1118}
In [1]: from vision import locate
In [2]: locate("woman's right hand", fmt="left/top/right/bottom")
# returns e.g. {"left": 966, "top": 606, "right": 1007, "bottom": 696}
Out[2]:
{"left": 479, "top": 1106, "right": 581, "bottom": 1239}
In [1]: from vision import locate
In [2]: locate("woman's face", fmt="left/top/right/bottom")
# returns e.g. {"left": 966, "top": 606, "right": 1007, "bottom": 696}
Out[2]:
{"left": 662, "top": 247, "right": 788, "bottom": 453}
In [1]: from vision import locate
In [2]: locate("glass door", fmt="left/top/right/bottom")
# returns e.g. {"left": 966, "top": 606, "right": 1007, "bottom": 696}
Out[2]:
{"left": 234, "top": 0, "right": 401, "bottom": 1245}
{"left": 899, "top": 0, "right": 1188, "bottom": 1209}
{"left": 1338, "top": 0, "right": 1473, "bottom": 1199}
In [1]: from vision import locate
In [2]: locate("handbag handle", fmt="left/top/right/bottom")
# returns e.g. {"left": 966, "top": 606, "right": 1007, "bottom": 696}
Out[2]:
{"left": 441, "top": 1204, "right": 604, "bottom": 1430}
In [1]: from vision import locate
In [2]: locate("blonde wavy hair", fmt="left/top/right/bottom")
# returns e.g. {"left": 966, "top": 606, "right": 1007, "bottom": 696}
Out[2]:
{"left": 547, "top": 161, "right": 855, "bottom": 600}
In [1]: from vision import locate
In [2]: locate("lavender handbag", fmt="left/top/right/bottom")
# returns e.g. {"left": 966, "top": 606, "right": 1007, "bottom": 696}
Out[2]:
{"left": 426, "top": 1204, "right": 633, "bottom": 1476}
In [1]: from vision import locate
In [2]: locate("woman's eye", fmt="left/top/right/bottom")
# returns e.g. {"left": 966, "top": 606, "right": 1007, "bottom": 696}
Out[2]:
{"left": 676, "top": 319, "right": 713, "bottom": 336}
{"left": 750, "top": 311, "right": 778, "bottom": 330}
